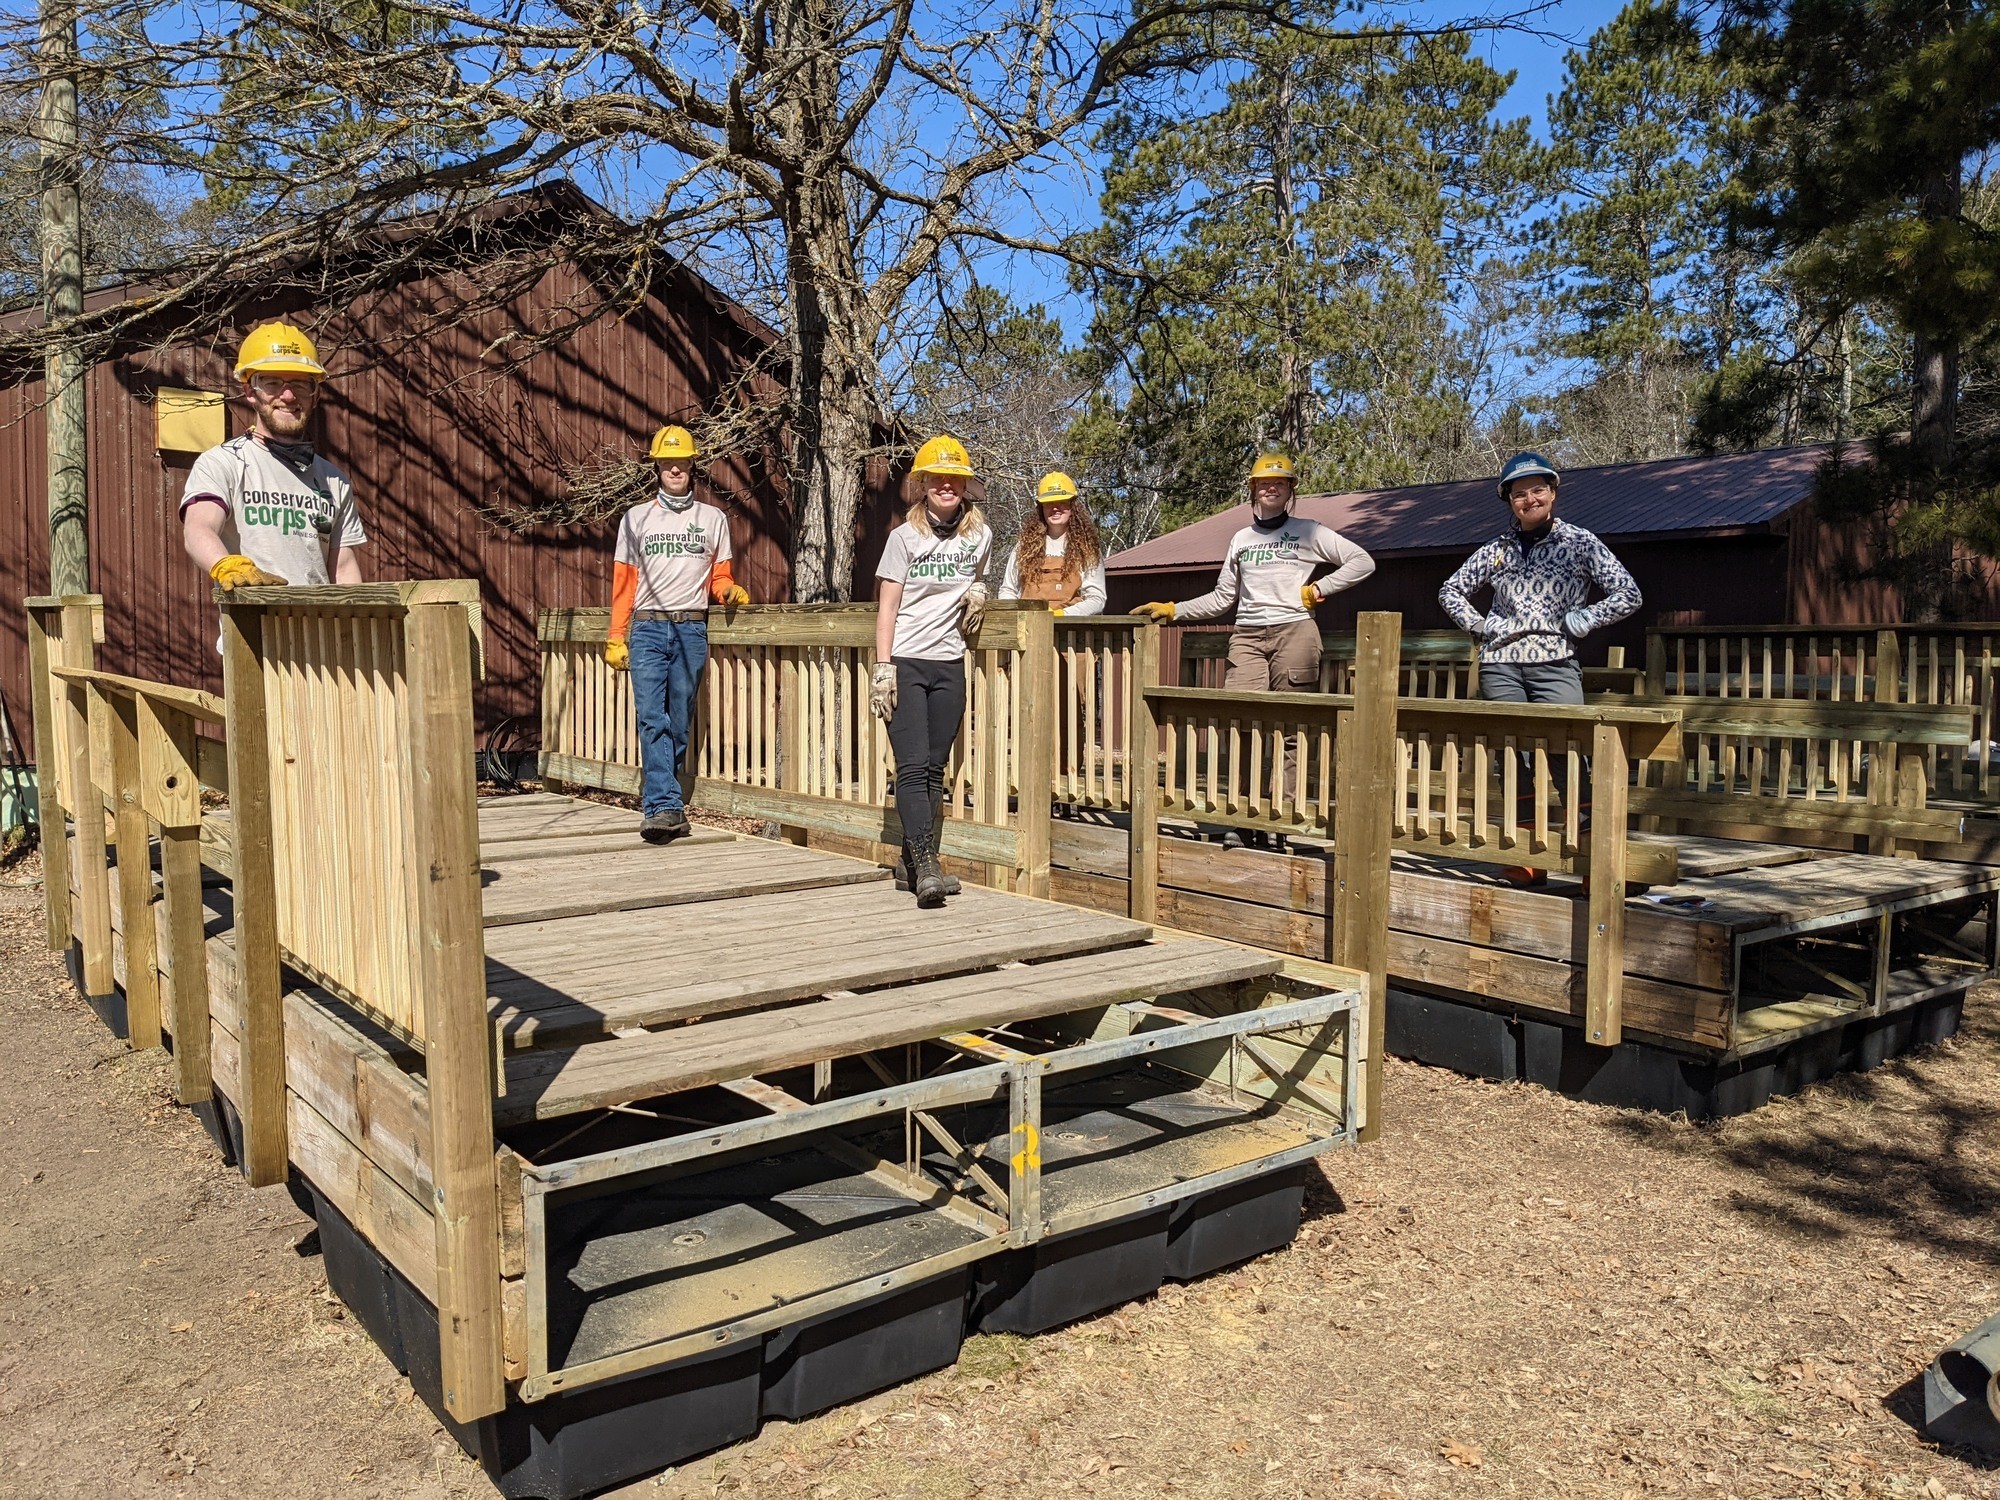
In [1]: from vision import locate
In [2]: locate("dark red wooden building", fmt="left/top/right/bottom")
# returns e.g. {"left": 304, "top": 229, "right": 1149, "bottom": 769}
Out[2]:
{"left": 0, "top": 183, "right": 901, "bottom": 744}
{"left": 1106, "top": 444, "right": 2000, "bottom": 662}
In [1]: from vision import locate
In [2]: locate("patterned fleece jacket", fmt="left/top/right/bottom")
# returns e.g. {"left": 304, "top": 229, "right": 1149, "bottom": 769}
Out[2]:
{"left": 1438, "top": 517, "right": 1642, "bottom": 664}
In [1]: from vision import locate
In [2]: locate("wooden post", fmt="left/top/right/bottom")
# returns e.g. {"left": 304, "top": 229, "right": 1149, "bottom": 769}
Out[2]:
{"left": 1644, "top": 633, "right": 1667, "bottom": 697}
{"left": 1127, "top": 622, "right": 1161, "bottom": 923}
{"left": 106, "top": 691, "right": 162, "bottom": 1049}
{"left": 1013, "top": 611, "right": 1055, "bottom": 899}
{"left": 60, "top": 599, "right": 113, "bottom": 1002}
{"left": 139, "top": 697, "right": 210, "bottom": 1103}
{"left": 24, "top": 603, "right": 71, "bottom": 952}
{"left": 220, "top": 602, "right": 288, "bottom": 1186}
{"left": 1332, "top": 611, "right": 1398, "bottom": 1144}
{"left": 403, "top": 601, "right": 506, "bottom": 1423}
{"left": 1868, "top": 630, "right": 1902, "bottom": 857}
{"left": 1584, "top": 722, "right": 1630, "bottom": 1047}
{"left": 538, "top": 633, "right": 569, "bottom": 797}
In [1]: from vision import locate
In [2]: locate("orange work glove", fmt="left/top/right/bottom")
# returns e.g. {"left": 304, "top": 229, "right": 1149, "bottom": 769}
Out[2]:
{"left": 210, "top": 554, "right": 289, "bottom": 590}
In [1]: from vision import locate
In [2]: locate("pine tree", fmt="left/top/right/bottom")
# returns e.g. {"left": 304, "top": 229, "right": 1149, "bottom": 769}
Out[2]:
{"left": 1723, "top": 0, "right": 2000, "bottom": 616}
{"left": 1074, "top": 25, "right": 1534, "bottom": 527}
{"left": 1536, "top": 0, "right": 1758, "bottom": 461}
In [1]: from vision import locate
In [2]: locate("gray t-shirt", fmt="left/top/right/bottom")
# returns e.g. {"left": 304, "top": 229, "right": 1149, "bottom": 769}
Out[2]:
{"left": 876, "top": 519, "right": 992, "bottom": 661}
{"left": 180, "top": 434, "right": 367, "bottom": 585}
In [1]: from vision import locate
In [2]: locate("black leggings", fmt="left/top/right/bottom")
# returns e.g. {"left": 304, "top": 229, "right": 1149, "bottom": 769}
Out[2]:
{"left": 889, "top": 657, "right": 967, "bottom": 854}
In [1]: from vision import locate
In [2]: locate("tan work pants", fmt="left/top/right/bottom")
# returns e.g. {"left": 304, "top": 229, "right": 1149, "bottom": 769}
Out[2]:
{"left": 1223, "top": 619, "right": 1323, "bottom": 809}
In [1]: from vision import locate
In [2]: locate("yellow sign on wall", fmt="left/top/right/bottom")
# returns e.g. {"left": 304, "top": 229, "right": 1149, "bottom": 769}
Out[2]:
{"left": 156, "top": 388, "right": 225, "bottom": 454}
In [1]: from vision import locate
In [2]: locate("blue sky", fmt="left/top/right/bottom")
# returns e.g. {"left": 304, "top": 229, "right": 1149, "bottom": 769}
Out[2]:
{"left": 998, "top": 0, "right": 1629, "bottom": 332}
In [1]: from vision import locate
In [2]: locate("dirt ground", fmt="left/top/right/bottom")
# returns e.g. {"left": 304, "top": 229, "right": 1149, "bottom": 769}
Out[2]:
{"left": 2, "top": 864, "right": 1998, "bottom": 1500}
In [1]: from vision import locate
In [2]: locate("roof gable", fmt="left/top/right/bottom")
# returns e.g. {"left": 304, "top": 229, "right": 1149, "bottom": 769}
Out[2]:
{"left": 1108, "top": 444, "right": 1841, "bottom": 572}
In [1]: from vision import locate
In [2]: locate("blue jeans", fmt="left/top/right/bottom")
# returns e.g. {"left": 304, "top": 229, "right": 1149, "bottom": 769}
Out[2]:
{"left": 630, "top": 619, "right": 708, "bottom": 815}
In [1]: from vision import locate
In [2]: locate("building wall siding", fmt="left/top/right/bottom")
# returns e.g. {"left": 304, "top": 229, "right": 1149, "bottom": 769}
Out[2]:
{"left": 1, "top": 260, "right": 902, "bottom": 745}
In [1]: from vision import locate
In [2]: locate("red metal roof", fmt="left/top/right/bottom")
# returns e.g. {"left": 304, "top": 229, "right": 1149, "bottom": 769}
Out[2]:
{"left": 1108, "top": 443, "right": 1842, "bottom": 572}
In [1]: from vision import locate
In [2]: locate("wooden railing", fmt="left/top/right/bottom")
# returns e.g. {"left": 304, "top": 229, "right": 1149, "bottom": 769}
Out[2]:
{"left": 538, "top": 604, "right": 1059, "bottom": 894}
{"left": 26, "top": 582, "right": 505, "bottom": 1422}
{"left": 1646, "top": 624, "right": 2000, "bottom": 806}
{"left": 1594, "top": 688, "right": 1972, "bottom": 853}
{"left": 1054, "top": 616, "right": 1157, "bottom": 813}
{"left": 1180, "top": 626, "right": 1479, "bottom": 697}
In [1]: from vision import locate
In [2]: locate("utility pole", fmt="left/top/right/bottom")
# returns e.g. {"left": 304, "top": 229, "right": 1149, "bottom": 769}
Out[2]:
{"left": 39, "top": 0, "right": 88, "bottom": 596}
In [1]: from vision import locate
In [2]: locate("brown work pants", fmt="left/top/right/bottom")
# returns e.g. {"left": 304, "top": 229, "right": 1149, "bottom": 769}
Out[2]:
{"left": 1224, "top": 619, "right": 1323, "bottom": 809}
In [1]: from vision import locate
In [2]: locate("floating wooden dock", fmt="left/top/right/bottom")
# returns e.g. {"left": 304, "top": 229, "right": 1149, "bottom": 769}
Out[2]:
{"left": 1039, "top": 815, "right": 1996, "bottom": 1115}
{"left": 29, "top": 586, "right": 1374, "bottom": 1499}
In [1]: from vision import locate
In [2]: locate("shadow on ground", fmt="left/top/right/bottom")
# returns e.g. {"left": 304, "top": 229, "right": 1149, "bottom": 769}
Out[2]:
{"left": 1605, "top": 990, "right": 2000, "bottom": 1265}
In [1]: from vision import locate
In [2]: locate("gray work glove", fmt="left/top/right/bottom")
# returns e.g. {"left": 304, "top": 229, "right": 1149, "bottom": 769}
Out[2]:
{"left": 959, "top": 582, "right": 989, "bottom": 641}
{"left": 870, "top": 662, "right": 898, "bottom": 722}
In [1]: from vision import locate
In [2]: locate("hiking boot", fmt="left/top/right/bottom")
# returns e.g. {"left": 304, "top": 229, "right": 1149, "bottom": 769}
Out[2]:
{"left": 914, "top": 853, "right": 949, "bottom": 909}
{"left": 1221, "top": 829, "right": 1247, "bottom": 852}
{"left": 640, "top": 808, "right": 690, "bottom": 844}
{"left": 927, "top": 790, "right": 962, "bottom": 895}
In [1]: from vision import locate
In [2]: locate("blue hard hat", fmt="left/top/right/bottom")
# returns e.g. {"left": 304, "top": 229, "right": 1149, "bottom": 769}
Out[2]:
{"left": 1497, "top": 451, "right": 1560, "bottom": 499}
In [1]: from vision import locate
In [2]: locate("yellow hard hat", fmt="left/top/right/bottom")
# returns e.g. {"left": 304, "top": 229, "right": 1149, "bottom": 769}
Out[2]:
{"left": 649, "top": 425, "right": 700, "bottom": 460}
{"left": 235, "top": 322, "right": 327, "bottom": 381}
{"left": 1036, "top": 471, "right": 1079, "bottom": 505}
{"left": 1248, "top": 453, "right": 1298, "bottom": 484}
{"left": 912, "top": 433, "right": 976, "bottom": 478}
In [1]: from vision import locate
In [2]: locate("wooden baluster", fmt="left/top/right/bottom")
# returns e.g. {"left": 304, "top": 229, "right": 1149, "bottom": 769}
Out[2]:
{"left": 1472, "top": 736, "right": 1490, "bottom": 848}
{"left": 1533, "top": 740, "right": 1550, "bottom": 856}
{"left": 25, "top": 605, "right": 72, "bottom": 953}
{"left": 1502, "top": 736, "right": 1518, "bottom": 853}
{"left": 1127, "top": 627, "right": 1160, "bottom": 920}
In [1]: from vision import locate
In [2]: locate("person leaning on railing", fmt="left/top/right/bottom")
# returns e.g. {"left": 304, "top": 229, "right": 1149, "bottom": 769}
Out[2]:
{"left": 871, "top": 433, "right": 993, "bottom": 909}
{"left": 998, "top": 471, "right": 1107, "bottom": 616}
{"left": 1136, "top": 452, "right": 1376, "bottom": 848}
{"left": 180, "top": 322, "right": 368, "bottom": 598}
{"left": 603, "top": 424, "right": 752, "bottom": 846}
{"left": 1438, "top": 450, "right": 1641, "bottom": 885}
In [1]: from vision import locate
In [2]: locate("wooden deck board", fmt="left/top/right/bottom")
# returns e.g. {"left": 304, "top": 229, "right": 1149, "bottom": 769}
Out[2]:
{"left": 493, "top": 940, "right": 1282, "bottom": 1123}
{"left": 480, "top": 829, "right": 733, "bottom": 864}
{"left": 484, "top": 884, "right": 1152, "bottom": 1047}
{"left": 477, "top": 840, "right": 889, "bottom": 927}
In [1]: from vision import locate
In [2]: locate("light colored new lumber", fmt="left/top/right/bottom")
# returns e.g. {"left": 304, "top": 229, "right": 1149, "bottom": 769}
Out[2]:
{"left": 221, "top": 603, "right": 288, "bottom": 1187}
{"left": 287, "top": 1093, "right": 438, "bottom": 1303}
{"left": 403, "top": 600, "right": 506, "bottom": 1422}
{"left": 62, "top": 601, "right": 114, "bottom": 998}
{"left": 476, "top": 838, "right": 887, "bottom": 927}
{"left": 486, "top": 890, "right": 1150, "bottom": 1048}
{"left": 46, "top": 665, "right": 226, "bottom": 724}
{"left": 160, "top": 826, "right": 212, "bottom": 1103}
{"left": 1334, "top": 613, "right": 1398, "bottom": 1141}
{"left": 495, "top": 939, "right": 1280, "bottom": 1124}
{"left": 1584, "top": 721, "right": 1629, "bottom": 1047}
{"left": 25, "top": 603, "right": 71, "bottom": 952}
{"left": 106, "top": 692, "right": 162, "bottom": 1050}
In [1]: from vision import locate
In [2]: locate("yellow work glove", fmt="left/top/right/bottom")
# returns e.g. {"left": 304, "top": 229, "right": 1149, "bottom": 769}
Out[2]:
{"left": 719, "top": 584, "right": 751, "bottom": 607}
{"left": 870, "top": 662, "right": 898, "bottom": 722}
{"left": 1135, "top": 600, "right": 1175, "bottom": 622}
{"left": 210, "top": 554, "right": 288, "bottom": 591}
{"left": 1051, "top": 606, "right": 1066, "bottom": 617}
{"left": 1302, "top": 583, "right": 1324, "bottom": 609}
{"left": 605, "top": 639, "right": 630, "bottom": 671}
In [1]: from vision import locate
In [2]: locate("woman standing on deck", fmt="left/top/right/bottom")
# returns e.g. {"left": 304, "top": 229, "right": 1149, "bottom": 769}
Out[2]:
{"left": 998, "top": 472, "right": 1107, "bottom": 616}
{"left": 872, "top": 434, "right": 993, "bottom": 909}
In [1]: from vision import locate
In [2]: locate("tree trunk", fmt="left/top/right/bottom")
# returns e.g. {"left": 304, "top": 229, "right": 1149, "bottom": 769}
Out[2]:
{"left": 773, "top": 0, "right": 882, "bottom": 606}
{"left": 39, "top": 0, "right": 87, "bottom": 595}
{"left": 1911, "top": 167, "right": 1962, "bottom": 475}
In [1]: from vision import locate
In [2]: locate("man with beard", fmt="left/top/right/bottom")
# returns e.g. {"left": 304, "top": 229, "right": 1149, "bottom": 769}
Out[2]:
{"left": 179, "top": 322, "right": 367, "bottom": 592}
